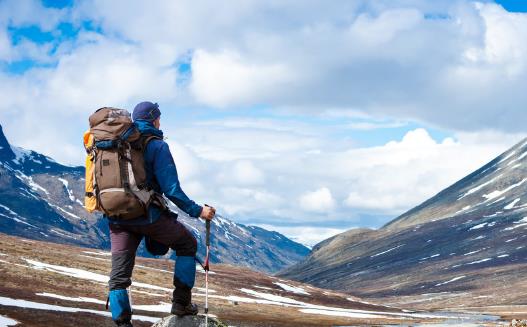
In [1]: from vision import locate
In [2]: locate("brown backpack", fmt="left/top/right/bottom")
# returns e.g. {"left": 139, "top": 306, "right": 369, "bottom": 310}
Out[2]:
{"left": 84, "top": 107, "right": 165, "bottom": 219}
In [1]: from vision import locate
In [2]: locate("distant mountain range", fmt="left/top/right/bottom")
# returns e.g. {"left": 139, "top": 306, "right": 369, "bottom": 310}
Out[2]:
{"left": 0, "top": 124, "right": 308, "bottom": 273}
{"left": 280, "top": 138, "right": 527, "bottom": 309}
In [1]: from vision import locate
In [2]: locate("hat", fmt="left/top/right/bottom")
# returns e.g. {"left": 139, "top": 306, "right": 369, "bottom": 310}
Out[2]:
{"left": 132, "top": 101, "right": 161, "bottom": 122}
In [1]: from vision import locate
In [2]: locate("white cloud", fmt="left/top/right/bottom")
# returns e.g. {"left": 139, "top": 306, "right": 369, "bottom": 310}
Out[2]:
{"left": 1, "top": 0, "right": 527, "bottom": 230}
{"left": 347, "top": 121, "right": 407, "bottom": 130}
{"left": 299, "top": 188, "right": 336, "bottom": 213}
{"left": 0, "top": 0, "right": 66, "bottom": 32}
{"left": 165, "top": 139, "right": 203, "bottom": 182}
{"left": 228, "top": 160, "right": 265, "bottom": 186}
{"left": 254, "top": 224, "right": 348, "bottom": 248}
{"left": 190, "top": 49, "right": 295, "bottom": 107}
{"left": 341, "top": 128, "right": 521, "bottom": 213}
{"left": 160, "top": 112, "right": 523, "bottom": 227}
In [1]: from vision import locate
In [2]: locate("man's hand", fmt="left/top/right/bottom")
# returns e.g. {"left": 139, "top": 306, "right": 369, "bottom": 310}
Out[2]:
{"left": 200, "top": 205, "right": 216, "bottom": 220}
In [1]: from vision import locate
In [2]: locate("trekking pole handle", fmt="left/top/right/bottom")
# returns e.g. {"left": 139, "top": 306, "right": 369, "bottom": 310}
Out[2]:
{"left": 205, "top": 220, "right": 211, "bottom": 246}
{"left": 204, "top": 204, "right": 212, "bottom": 246}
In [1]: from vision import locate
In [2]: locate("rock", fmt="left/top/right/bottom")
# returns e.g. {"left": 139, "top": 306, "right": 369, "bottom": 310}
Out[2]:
{"left": 510, "top": 319, "right": 527, "bottom": 327}
{"left": 152, "top": 314, "right": 227, "bottom": 327}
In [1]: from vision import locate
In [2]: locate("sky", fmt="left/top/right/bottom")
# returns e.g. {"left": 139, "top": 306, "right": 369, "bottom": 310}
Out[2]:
{"left": 0, "top": 0, "right": 527, "bottom": 247}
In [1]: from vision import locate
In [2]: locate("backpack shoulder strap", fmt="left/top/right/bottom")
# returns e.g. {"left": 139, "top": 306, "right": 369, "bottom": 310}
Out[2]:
{"left": 138, "top": 134, "right": 168, "bottom": 211}
{"left": 139, "top": 134, "right": 163, "bottom": 151}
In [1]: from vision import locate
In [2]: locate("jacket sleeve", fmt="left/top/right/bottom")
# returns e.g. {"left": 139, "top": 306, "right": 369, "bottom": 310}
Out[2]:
{"left": 152, "top": 141, "right": 203, "bottom": 218}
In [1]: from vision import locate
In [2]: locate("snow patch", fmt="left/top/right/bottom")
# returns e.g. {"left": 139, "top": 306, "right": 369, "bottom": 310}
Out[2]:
{"left": 370, "top": 244, "right": 404, "bottom": 258}
{"left": 419, "top": 254, "right": 440, "bottom": 261}
{"left": 454, "top": 205, "right": 471, "bottom": 215}
{"left": 466, "top": 258, "right": 492, "bottom": 265}
{"left": 36, "top": 293, "right": 106, "bottom": 305}
{"left": 499, "top": 151, "right": 516, "bottom": 164}
{"left": 0, "top": 296, "right": 159, "bottom": 323}
{"left": 503, "top": 217, "right": 527, "bottom": 231}
{"left": 23, "top": 259, "right": 172, "bottom": 292}
{"left": 0, "top": 205, "right": 38, "bottom": 228}
{"left": 0, "top": 314, "right": 18, "bottom": 326}
{"left": 14, "top": 171, "right": 49, "bottom": 195}
{"left": 463, "top": 250, "right": 481, "bottom": 256}
{"left": 47, "top": 203, "right": 81, "bottom": 220}
{"left": 458, "top": 174, "right": 502, "bottom": 200}
{"left": 273, "top": 282, "right": 310, "bottom": 295}
{"left": 483, "top": 178, "right": 527, "bottom": 202}
{"left": 469, "top": 223, "right": 487, "bottom": 231}
{"left": 58, "top": 178, "right": 76, "bottom": 202}
{"left": 50, "top": 229, "right": 76, "bottom": 239}
{"left": 435, "top": 276, "right": 466, "bottom": 286}
{"left": 10, "top": 146, "right": 31, "bottom": 165}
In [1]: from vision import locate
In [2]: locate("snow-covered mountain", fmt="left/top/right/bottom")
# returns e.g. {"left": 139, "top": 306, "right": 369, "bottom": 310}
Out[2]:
{"left": 0, "top": 124, "right": 308, "bottom": 273}
{"left": 280, "top": 138, "right": 527, "bottom": 309}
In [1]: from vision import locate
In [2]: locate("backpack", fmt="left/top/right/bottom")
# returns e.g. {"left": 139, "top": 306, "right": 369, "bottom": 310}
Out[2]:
{"left": 83, "top": 107, "right": 166, "bottom": 219}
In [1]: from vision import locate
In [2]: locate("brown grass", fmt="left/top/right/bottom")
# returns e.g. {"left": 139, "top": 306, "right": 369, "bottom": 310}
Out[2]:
{"left": 0, "top": 233, "right": 472, "bottom": 326}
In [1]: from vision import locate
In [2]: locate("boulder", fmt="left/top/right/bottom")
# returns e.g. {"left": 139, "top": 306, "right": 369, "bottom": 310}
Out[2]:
{"left": 152, "top": 315, "right": 227, "bottom": 327}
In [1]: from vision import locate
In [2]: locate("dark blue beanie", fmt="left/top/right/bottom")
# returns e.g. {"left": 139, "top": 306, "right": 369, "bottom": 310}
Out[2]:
{"left": 132, "top": 101, "right": 161, "bottom": 122}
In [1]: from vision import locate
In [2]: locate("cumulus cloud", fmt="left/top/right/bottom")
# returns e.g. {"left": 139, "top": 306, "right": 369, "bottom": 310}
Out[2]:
{"left": 299, "top": 187, "right": 336, "bottom": 213}
{"left": 1, "top": 0, "right": 527, "bottom": 240}
{"left": 2, "top": 0, "right": 527, "bottom": 163}
{"left": 190, "top": 50, "right": 295, "bottom": 107}
{"left": 340, "top": 128, "right": 521, "bottom": 213}
{"left": 255, "top": 224, "right": 349, "bottom": 248}
{"left": 168, "top": 114, "right": 523, "bottom": 226}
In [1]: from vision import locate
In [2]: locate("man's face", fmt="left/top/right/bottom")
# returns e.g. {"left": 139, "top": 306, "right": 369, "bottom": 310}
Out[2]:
{"left": 153, "top": 117, "right": 161, "bottom": 129}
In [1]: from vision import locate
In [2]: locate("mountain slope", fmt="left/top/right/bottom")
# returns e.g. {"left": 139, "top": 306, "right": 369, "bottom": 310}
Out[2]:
{"left": 0, "top": 124, "right": 308, "bottom": 273}
{"left": 0, "top": 233, "right": 503, "bottom": 327}
{"left": 280, "top": 137, "right": 527, "bottom": 309}
{"left": 385, "top": 138, "right": 527, "bottom": 230}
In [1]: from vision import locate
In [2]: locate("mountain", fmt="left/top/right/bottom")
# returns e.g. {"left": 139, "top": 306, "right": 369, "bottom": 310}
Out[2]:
{"left": 0, "top": 233, "right": 503, "bottom": 327}
{"left": 0, "top": 124, "right": 308, "bottom": 273}
{"left": 280, "top": 138, "right": 527, "bottom": 310}
{"left": 384, "top": 138, "right": 527, "bottom": 230}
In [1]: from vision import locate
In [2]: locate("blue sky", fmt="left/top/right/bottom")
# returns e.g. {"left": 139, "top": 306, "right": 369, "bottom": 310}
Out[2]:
{"left": 1, "top": 0, "right": 527, "bottom": 246}
{"left": 494, "top": 0, "right": 527, "bottom": 12}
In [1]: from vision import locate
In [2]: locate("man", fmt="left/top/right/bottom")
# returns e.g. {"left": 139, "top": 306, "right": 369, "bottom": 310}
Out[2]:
{"left": 108, "top": 101, "right": 215, "bottom": 327}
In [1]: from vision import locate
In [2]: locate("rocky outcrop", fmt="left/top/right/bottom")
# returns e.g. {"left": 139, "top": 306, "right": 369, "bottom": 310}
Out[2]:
{"left": 152, "top": 315, "right": 227, "bottom": 327}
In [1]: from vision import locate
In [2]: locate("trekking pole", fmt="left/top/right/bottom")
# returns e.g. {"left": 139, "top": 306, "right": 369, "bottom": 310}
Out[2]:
{"left": 128, "top": 282, "right": 133, "bottom": 324}
{"left": 204, "top": 214, "right": 211, "bottom": 326}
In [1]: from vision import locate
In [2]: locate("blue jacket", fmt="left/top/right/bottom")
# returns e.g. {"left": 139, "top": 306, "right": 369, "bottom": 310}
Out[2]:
{"left": 107, "top": 120, "right": 202, "bottom": 225}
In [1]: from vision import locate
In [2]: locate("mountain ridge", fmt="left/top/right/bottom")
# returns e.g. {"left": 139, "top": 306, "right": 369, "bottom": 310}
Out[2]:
{"left": 0, "top": 123, "right": 308, "bottom": 273}
{"left": 384, "top": 137, "right": 527, "bottom": 230}
{"left": 280, "top": 136, "right": 527, "bottom": 309}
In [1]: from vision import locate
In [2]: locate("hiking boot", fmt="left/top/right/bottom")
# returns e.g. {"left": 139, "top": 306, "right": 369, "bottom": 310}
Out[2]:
{"left": 171, "top": 302, "right": 198, "bottom": 317}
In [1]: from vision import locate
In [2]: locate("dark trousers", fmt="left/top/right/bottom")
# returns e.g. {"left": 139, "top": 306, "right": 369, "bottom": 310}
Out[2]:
{"left": 108, "top": 210, "right": 197, "bottom": 304}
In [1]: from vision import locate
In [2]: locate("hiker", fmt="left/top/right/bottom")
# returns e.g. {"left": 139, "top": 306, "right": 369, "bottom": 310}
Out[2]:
{"left": 103, "top": 102, "right": 216, "bottom": 327}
